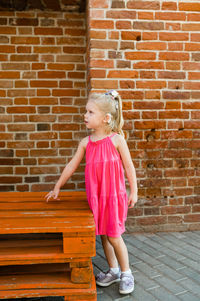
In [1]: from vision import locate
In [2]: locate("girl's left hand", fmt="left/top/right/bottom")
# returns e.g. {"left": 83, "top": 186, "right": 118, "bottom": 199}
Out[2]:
{"left": 128, "top": 192, "right": 138, "bottom": 208}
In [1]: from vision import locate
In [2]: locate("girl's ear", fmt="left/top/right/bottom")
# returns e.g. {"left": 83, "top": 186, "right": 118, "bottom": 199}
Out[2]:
{"left": 104, "top": 113, "right": 112, "bottom": 124}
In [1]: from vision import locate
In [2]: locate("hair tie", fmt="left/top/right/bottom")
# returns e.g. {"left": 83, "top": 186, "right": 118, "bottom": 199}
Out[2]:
{"left": 105, "top": 90, "right": 119, "bottom": 109}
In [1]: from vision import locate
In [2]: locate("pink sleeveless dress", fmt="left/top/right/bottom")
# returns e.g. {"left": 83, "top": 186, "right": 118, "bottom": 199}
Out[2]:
{"left": 85, "top": 133, "right": 128, "bottom": 237}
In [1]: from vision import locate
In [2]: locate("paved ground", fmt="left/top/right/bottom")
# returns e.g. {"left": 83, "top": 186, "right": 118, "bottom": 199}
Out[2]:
{"left": 93, "top": 231, "right": 200, "bottom": 301}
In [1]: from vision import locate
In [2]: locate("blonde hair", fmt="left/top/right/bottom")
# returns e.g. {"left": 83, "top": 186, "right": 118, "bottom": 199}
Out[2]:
{"left": 88, "top": 91, "right": 124, "bottom": 136}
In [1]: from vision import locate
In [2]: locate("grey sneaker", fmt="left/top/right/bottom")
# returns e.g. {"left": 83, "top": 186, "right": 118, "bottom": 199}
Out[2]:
{"left": 96, "top": 269, "right": 121, "bottom": 287}
{"left": 119, "top": 273, "right": 134, "bottom": 294}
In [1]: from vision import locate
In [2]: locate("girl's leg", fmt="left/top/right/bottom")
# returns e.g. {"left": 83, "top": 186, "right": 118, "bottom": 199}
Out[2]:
{"left": 101, "top": 235, "right": 118, "bottom": 268}
{"left": 107, "top": 235, "right": 129, "bottom": 272}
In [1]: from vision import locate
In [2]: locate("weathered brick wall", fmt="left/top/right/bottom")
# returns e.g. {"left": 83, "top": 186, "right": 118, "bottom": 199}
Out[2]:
{"left": 87, "top": 0, "right": 200, "bottom": 232}
{"left": 0, "top": 0, "right": 200, "bottom": 232}
{"left": 0, "top": 10, "right": 87, "bottom": 192}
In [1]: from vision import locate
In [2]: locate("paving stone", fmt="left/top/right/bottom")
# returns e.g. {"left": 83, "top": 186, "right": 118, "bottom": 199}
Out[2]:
{"left": 178, "top": 267, "right": 200, "bottom": 284}
{"left": 154, "top": 275, "right": 187, "bottom": 295}
{"left": 134, "top": 270, "right": 160, "bottom": 290}
{"left": 177, "top": 291, "right": 200, "bottom": 301}
{"left": 149, "top": 286, "right": 181, "bottom": 301}
{"left": 132, "top": 284, "right": 158, "bottom": 301}
{"left": 155, "top": 264, "right": 185, "bottom": 281}
{"left": 177, "top": 278, "right": 200, "bottom": 296}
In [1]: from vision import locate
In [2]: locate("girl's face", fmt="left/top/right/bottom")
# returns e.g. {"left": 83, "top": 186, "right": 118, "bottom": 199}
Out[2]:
{"left": 84, "top": 101, "right": 106, "bottom": 130}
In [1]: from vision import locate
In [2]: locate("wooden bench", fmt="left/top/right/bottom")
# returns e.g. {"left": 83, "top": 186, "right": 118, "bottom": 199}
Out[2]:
{"left": 0, "top": 191, "right": 97, "bottom": 301}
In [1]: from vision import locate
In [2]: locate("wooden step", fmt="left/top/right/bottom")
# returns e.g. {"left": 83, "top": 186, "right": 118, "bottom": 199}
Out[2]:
{"left": 0, "top": 273, "right": 96, "bottom": 300}
{"left": 0, "top": 236, "right": 94, "bottom": 265}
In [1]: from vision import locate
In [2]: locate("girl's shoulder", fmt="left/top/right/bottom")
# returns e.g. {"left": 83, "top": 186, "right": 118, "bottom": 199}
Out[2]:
{"left": 79, "top": 136, "right": 90, "bottom": 150}
{"left": 111, "top": 133, "right": 126, "bottom": 149}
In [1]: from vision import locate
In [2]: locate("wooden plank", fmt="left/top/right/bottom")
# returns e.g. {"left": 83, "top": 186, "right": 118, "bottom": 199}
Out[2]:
{"left": 0, "top": 201, "right": 89, "bottom": 210}
{"left": 0, "top": 191, "right": 87, "bottom": 201}
{"left": 63, "top": 235, "right": 96, "bottom": 256}
{"left": 0, "top": 217, "right": 95, "bottom": 234}
{"left": 0, "top": 272, "right": 90, "bottom": 290}
{"left": 0, "top": 210, "right": 93, "bottom": 219}
{"left": 0, "top": 276, "right": 96, "bottom": 299}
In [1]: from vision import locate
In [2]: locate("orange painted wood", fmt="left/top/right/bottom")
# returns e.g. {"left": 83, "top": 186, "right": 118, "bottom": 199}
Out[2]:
{"left": 0, "top": 191, "right": 96, "bottom": 300}
{"left": 0, "top": 276, "right": 96, "bottom": 300}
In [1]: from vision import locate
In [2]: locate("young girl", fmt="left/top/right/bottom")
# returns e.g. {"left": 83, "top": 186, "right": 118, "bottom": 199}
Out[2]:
{"left": 45, "top": 90, "right": 138, "bottom": 295}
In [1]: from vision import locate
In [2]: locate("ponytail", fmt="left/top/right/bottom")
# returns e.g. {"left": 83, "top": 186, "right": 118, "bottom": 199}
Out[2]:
{"left": 112, "top": 93, "right": 124, "bottom": 137}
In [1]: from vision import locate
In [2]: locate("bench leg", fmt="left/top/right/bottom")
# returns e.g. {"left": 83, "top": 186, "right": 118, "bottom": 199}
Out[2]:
{"left": 70, "top": 261, "right": 93, "bottom": 284}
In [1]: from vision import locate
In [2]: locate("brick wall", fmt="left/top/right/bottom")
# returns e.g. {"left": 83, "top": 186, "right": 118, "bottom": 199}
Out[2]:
{"left": 0, "top": 0, "right": 200, "bottom": 232}
{"left": 0, "top": 10, "right": 87, "bottom": 192}
{"left": 87, "top": 0, "right": 200, "bottom": 232}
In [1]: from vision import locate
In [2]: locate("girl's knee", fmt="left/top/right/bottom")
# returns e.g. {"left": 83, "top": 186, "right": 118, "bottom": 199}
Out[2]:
{"left": 107, "top": 235, "right": 121, "bottom": 245}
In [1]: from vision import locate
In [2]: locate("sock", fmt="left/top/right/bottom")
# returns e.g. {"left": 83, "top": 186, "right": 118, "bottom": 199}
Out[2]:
{"left": 110, "top": 267, "right": 120, "bottom": 274}
{"left": 121, "top": 269, "right": 132, "bottom": 276}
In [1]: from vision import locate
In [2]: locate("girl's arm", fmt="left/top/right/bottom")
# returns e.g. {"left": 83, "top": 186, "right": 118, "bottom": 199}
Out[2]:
{"left": 45, "top": 137, "right": 87, "bottom": 202}
{"left": 115, "top": 135, "right": 138, "bottom": 208}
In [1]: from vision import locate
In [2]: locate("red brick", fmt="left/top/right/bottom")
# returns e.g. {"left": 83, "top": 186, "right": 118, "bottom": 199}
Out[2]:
{"left": 108, "top": 70, "right": 138, "bottom": 78}
{"left": 121, "top": 31, "right": 140, "bottom": 40}
{"left": 0, "top": 71, "right": 20, "bottom": 79}
{"left": 159, "top": 32, "right": 188, "bottom": 41}
{"left": 168, "top": 43, "right": 183, "bottom": 51}
{"left": 91, "top": 40, "right": 118, "bottom": 50}
{"left": 188, "top": 72, "right": 200, "bottom": 80}
{"left": 89, "top": 69, "right": 106, "bottom": 78}
{"left": 182, "top": 23, "right": 200, "bottom": 31}
{"left": 90, "top": 59, "right": 114, "bottom": 68}
{"left": 158, "top": 71, "right": 185, "bottom": 79}
{"left": 127, "top": 1, "right": 160, "bottom": 10}
{"left": 106, "top": 11, "right": 136, "bottom": 19}
{"left": 11, "top": 37, "right": 40, "bottom": 44}
{"left": 65, "top": 29, "right": 86, "bottom": 36}
{"left": 184, "top": 214, "right": 200, "bottom": 223}
{"left": 166, "top": 62, "right": 181, "bottom": 70}
{"left": 120, "top": 81, "right": 135, "bottom": 89}
{"left": 188, "top": 14, "right": 200, "bottom": 22}
{"left": 156, "top": 12, "right": 186, "bottom": 21}
{"left": 90, "top": 20, "right": 114, "bottom": 29}
{"left": 159, "top": 111, "right": 189, "bottom": 119}
{"left": 7, "top": 106, "right": 36, "bottom": 114}
{"left": 120, "top": 91, "right": 144, "bottom": 100}
{"left": 34, "top": 27, "right": 63, "bottom": 35}
{"left": 134, "top": 101, "right": 164, "bottom": 110}
{"left": 191, "top": 34, "right": 200, "bottom": 42}
{"left": 52, "top": 89, "right": 80, "bottom": 97}
{"left": 0, "top": 27, "right": 16, "bottom": 34}
{"left": 11, "top": 54, "right": 38, "bottom": 62}
{"left": 89, "top": 0, "right": 109, "bottom": 8}
{"left": 38, "top": 71, "right": 66, "bottom": 78}
{"left": 91, "top": 80, "right": 118, "bottom": 89}
{"left": 162, "top": 2, "right": 177, "bottom": 10}
{"left": 134, "top": 120, "right": 166, "bottom": 129}
{"left": 125, "top": 52, "right": 156, "bottom": 60}
{"left": 140, "top": 71, "right": 155, "bottom": 78}
{"left": 136, "top": 42, "right": 166, "bottom": 50}
{"left": 159, "top": 52, "right": 189, "bottom": 61}
{"left": 179, "top": 3, "right": 200, "bottom": 12}
{"left": 136, "top": 81, "right": 166, "bottom": 89}
{"left": 163, "top": 91, "right": 190, "bottom": 100}
{"left": 138, "top": 12, "right": 154, "bottom": 20}
{"left": 184, "top": 82, "right": 200, "bottom": 90}
{"left": 145, "top": 91, "right": 161, "bottom": 99}
{"left": 90, "top": 30, "right": 106, "bottom": 39}
{"left": 116, "top": 21, "right": 132, "bottom": 29}
{"left": 142, "top": 32, "right": 158, "bottom": 40}
{"left": 134, "top": 62, "right": 164, "bottom": 71}
{"left": 133, "top": 21, "right": 164, "bottom": 30}
{"left": 34, "top": 46, "right": 61, "bottom": 54}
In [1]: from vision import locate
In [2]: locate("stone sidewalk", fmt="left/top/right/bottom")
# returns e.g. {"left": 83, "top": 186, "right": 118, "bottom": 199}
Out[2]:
{"left": 93, "top": 231, "right": 200, "bottom": 301}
